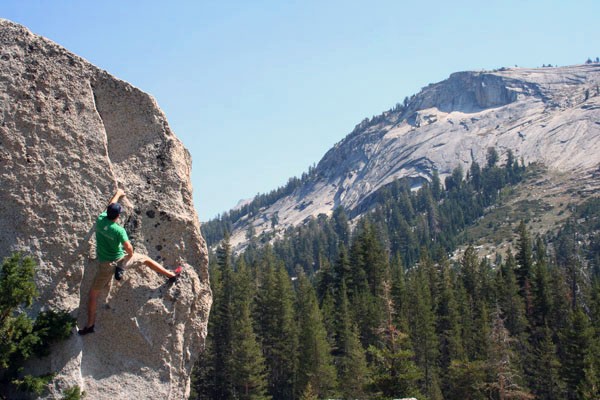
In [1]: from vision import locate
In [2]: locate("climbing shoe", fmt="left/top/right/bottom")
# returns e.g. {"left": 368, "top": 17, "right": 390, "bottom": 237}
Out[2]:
{"left": 168, "top": 266, "right": 183, "bottom": 283}
{"left": 115, "top": 266, "right": 125, "bottom": 281}
{"left": 78, "top": 325, "right": 95, "bottom": 335}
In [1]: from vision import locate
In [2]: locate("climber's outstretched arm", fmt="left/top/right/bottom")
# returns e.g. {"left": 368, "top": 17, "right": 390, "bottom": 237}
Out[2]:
{"left": 107, "top": 188, "right": 125, "bottom": 206}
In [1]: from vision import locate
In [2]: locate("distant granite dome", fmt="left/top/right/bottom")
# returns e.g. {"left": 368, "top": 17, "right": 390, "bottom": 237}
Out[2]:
{"left": 228, "top": 63, "right": 600, "bottom": 249}
{"left": 0, "top": 19, "right": 211, "bottom": 399}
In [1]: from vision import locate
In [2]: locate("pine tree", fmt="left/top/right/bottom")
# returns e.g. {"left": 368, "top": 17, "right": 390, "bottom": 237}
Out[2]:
{"left": 528, "top": 325, "right": 565, "bottom": 400}
{"left": 555, "top": 227, "right": 582, "bottom": 310}
{"left": 590, "top": 278, "right": 600, "bottom": 334}
{"left": 469, "top": 160, "right": 482, "bottom": 191}
{"left": 253, "top": 248, "right": 298, "bottom": 400}
{"left": 367, "top": 281, "right": 422, "bottom": 399}
{"left": 355, "top": 220, "right": 389, "bottom": 297}
{"left": 390, "top": 253, "right": 409, "bottom": 333}
{"left": 348, "top": 222, "right": 386, "bottom": 349}
{"left": 481, "top": 150, "right": 505, "bottom": 205}
{"left": 334, "top": 282, "right": 370, "bottom": 399}
{"left": 459, "top": 246, "right": 491, "bottom": 361}
{"left": 191, "top": 257, "right": 221, "bottom": 399}
{"left": 436, "top": 260, "right": 465, "bottom": 392}
{"left": 548, "top": 264, "right": 572, "bottom": 339}
{"left": 316, "top": 255, "right": 334, "bottom": 301}
{"left": 472, "top": 298, "right": 491, "bottom": 362}
{"left": 212, "top": 236, "right": 235, "bottom": 399}
{"left": 461, "top": 245, "right": 480, "bottom": 300}
{"left": 431, "top": 169, "right": 442, "bottom": 201}
{"left": 319, "top": 290, "right": 336, "bottom": 349}
{"left": 230, "top": 302, "right": 270, "bottom": 399}
{"left": 423, "top": 185, "right": 441, "bottom": 237}
{"left": 333, "top": 281, "right": 352, "bottom": 357}
{"left": 332, "top": 244, "right": 352, "bottom": 295}
{"left": 190, "top": 333, "right": 216, "bottom": 399}
{"left": 299, "top": 382, "right": 318, "bottom": 400}
{"left": 393, "top": 217, "right": 418, "bottom": 268}
{"left": 505, "top": 149, "right": 515, "bottom": 181}
{"left": 444, "top": 165, "right": 464, "bottom": 193}
{"left": 531, "top": 237, "right": 552, "bottom": 329}
{"left": 496, "top": 252, "right": 528, "bottom": 338}
{"left": 484, "top": 307, "right": 534, "bottom": 400}
{"left": 408, "top": 263, "right": 442, "bottom": 399}
{"left": 516, "top": 221, "right": 534, "bottom": 316}
{"left": 229, "top": 258, "right": 270, "bottom": 400}
{"left": 579, "top": 279, "right": 600, "bottom": 398}
{"left": 296, "top": 273, "right": 338, "bottom": 398}
{"left": 561, "top": 308, "right": 594, "bottom": 400}
{"left": 497, "top": 251, "right": 531, "bottom": 388}
{"left": 421, "top": 249, "right": 440, "bottom": 302}
{"left": 332, "top": 207, "right": 351, "bottom": 247}
{"left": 352, "top": 288, "right": 383, "bottom": 350}
{"left": 478, "top": 257, "right": 496, "bottom": 308}
{"left": 453, "top": 275, "right": 474, "bottom": 359}
{"left": 344, "top": 325, "right": 371, "bottom": 397}
{"left": 486, "top": 147, "right": 499, "bottom": 168}
{"left": 348, "top": 232, "right": 368, "bottom": 295}
{"left": 579, "top": 335, "right": 600, "bottom": 399}
{"left": 446, "top": 359, "right": 487, "bottom": 400}
{"left": 524, "top": 239, "right": 561, "bottom": 397}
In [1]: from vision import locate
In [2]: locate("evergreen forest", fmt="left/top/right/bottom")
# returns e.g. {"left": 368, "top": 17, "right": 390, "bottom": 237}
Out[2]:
{"left": 193, "top": 149, "right": 600, "bottom": 400}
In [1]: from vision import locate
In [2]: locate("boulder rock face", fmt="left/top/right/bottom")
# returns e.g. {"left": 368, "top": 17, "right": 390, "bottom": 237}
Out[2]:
{"left": 229, "top": 64, "right": 600, "bottom": 249}
{"left": 0, "top": 19, "right": 211, "bottom": 399}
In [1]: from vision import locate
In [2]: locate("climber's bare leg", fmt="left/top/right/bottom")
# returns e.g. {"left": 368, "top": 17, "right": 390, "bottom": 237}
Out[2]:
{"left": 142, "top": 256, "right": 176, "bottom": 278}
{"left": 86, "top": 289, "right": 100, "bottom": 327}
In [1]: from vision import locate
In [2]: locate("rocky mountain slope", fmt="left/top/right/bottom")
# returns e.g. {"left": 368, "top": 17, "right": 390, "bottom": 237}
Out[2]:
{"left": 0, "top": 20, "right": 211, "bottom": 399}
{"left": 228, "top": 63, "right": 600, "bottom": 249}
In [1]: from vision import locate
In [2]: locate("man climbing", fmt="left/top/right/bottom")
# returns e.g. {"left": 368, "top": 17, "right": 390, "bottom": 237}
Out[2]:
{"left": 78, "top": 188, "right": 182, "bottom": 335}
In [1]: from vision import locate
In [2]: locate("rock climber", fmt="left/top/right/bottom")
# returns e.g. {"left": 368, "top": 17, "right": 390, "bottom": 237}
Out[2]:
{"left": 78, "top": 188, "right": 182, "bottom": 335}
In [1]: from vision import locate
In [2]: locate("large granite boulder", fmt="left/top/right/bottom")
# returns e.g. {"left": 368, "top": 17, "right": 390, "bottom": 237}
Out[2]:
{"left": 0, "top": 19, "right": 211, "bottom": 399}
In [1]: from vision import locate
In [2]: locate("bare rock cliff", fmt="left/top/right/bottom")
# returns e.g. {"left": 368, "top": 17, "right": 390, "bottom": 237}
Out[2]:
{"left": 0, "top": 19, "right": 211, "bottom": 399}
{"left": 229, "top": 64, "right": 600, "bottom": 249}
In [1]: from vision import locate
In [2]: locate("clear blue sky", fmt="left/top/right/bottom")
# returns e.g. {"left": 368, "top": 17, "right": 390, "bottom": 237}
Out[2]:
{"left": 2, "top": 1, "right": 599, "bottom": 220}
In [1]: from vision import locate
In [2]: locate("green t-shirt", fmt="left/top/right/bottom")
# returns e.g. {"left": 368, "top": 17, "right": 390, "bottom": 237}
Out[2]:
{"left": 96, "top": 211, "right": 129, "bottom": 262}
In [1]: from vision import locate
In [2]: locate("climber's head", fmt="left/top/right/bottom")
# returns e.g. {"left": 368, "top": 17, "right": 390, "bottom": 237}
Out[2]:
{"left": 107, "top": 203, "right": 122, "bottom": 221}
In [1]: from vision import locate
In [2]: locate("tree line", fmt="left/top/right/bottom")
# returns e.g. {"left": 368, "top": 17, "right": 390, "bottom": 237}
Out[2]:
{"left": 243, "top": 147, "right": 525, "bottom": 276}
{"left": 191, "top": 150, "right": 600, "bottom": 399}
{"left": 202, "top": 166, "right": 318, "bottom": 245}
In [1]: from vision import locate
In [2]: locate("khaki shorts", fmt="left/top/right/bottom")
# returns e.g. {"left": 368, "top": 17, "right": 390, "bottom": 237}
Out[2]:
{"left": 91, "top": 254, "right": 150, "bottom": 290}
{"left": 91, "top": 257, "right": 127, "bottom": 291}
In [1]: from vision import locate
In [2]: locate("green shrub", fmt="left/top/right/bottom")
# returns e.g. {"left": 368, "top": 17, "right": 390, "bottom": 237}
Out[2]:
{"left": 0, "top": 252, "right": 76, "bottom": 396}
{"left": 62, "top": 385, "right": 85, "bottom": 400}
{"left": 0, "top": 253, "right": 39, "bottom": 371}
{"left": 33, "top": 310, "right": 76, "bottom": 358}
{"left": 12, "top": 373, "right": 54, "bottom": 395}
